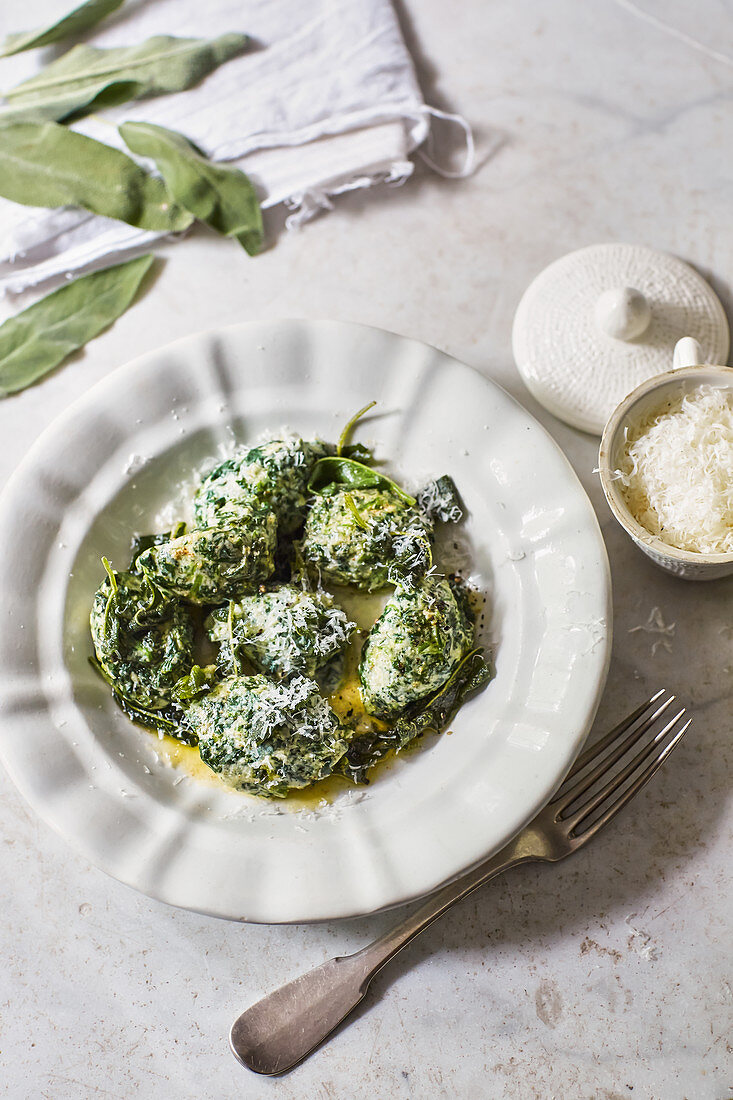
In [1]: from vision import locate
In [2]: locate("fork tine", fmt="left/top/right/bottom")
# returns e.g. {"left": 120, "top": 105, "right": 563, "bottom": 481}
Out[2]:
{"left": 554, "top": 693, "right": 676, "bottom": 811}
{"left": 565, "top": 707, "right": 685, "bottom": 829}
{"left": 570, "top": 719, "right": 690, "bottom": 846}
{"left": 567, "top": 711, "right": 689, "bottom": 836}
{"left": 550, "top": 689, "right": 671, "bottom": 805}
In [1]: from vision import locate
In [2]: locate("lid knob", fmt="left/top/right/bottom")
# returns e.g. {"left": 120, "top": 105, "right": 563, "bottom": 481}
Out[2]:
{"left": 594, "top": 286, "right": 651, "bottom": 341}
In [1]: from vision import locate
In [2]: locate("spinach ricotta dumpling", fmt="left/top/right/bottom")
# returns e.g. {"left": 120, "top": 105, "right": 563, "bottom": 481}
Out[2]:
{"left": 90, "top": 564, "right": 195, "bottom": 731}
{"left": 193, "top": 437, "right": 330, "bottom": 534}
{"left": 135, "top": 521, "right": 276, "bottom": 604}
{"left": 183, "top": 674, "right": 349, "bottom": 797}
{"left": 358, "top": 574, "right": 474, "bottom": 720}
{"left": 300, "top": 486, "right": 433, "bottom": 591}
{"left": 90, "top": 406, "right": 489, "bottom": 797}
{"left": 208, "top": 583, "right": 355, "bottom": 679}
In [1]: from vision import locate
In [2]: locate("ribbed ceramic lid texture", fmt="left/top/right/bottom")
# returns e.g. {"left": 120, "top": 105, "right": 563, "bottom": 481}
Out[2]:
{"left": 512, "top": 243, "right": 730, "bottom": 434}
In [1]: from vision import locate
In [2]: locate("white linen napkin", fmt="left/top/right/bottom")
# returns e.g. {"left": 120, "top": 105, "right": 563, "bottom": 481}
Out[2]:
{"left": 0, "top": 0, "right": 456, "bottom": 296}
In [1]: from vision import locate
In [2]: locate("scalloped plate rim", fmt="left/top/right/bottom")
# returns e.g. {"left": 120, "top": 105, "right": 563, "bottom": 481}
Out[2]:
{"left": 0, "top": 319, "right": 612, "bottom": 922}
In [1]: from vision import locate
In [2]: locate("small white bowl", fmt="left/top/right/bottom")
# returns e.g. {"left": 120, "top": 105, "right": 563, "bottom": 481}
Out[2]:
{"left": 598, "top": 344, "right": 733, "bottom": 580}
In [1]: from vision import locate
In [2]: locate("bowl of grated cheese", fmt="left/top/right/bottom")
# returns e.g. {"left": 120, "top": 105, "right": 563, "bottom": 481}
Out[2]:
{"left": 598, "top": 339, "right": 733, "bottom": 579}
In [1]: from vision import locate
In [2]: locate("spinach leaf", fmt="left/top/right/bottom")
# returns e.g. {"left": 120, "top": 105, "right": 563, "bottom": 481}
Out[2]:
{"left": 1, "top": 0, "right": 124, "bottom": 57}
{"left": 417, "top": 474, "right": 464, "bottom": 523}
{"left": 171, "top": 664, "right": 217, "bottom": 704}
{"left": 0, "top": 254, "right": 153, "bottom": 397}
{"left": 119, "top": 121, "right": 263, "bottom": 255}
{"left": 2, "top": 33, "right": 248, "bottom": 122}
{"left": 335, "top": 400, "right": 376, "bottom": 464}
{"left": 308, "top": 456, "right": 416, "bottom": 505}
{"left": 343, "top": 491, "right": 369, "bottom": 530}
{"left": 339, "top": 442, "right": 374, "bottom": 463}
{"left": 129, "top": 523, "right": 187, "bottom": 565}
{"left": 390, "top": 648, "right": 490, "bottom": 745}
{"left": 89, "top": 655, "right": 197, "bottom": 741}
{"left": 0, "top": 122, "right": 192, "bottom": 230}
{"left": 337, "top": 648, "right": 491, "bottom": 783}
{"left": 337, "top": 400, "right": 376, "bottom": 456}
{"left": 90, "top": 558, "right": 202, "bottom": 741}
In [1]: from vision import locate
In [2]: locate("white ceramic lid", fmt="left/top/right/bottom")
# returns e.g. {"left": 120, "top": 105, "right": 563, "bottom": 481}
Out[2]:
{"left": 512, "top": 243, "right": 730, "bottom": 434}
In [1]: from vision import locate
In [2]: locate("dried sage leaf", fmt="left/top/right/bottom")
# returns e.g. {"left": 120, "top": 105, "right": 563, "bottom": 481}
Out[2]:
{"left": 1, "top": 0, "right": 125, "bottom": 58}
{"left": 0, "top": 254, "right": 153, "bottom": 396}
{"left": 120, "top": 121, "right": 263, "bottom": 255}
{"left": 2, "top": 33, "right": 248, "bottom": 122}
{"left": 0, "top": 121, "right": 193, "bottom": 231}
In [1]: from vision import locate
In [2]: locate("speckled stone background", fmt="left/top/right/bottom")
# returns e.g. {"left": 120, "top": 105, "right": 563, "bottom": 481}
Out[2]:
{"left": 1, "top": 2, "right": 731, "bottom": 1098}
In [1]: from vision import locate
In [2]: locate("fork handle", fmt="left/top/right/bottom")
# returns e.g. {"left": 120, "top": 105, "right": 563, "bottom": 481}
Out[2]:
{"left": 230, "top": 835, "right": 538, "bottom": 1075}
{"left": 355, "top": 835, "right": 536, "bottom": 975}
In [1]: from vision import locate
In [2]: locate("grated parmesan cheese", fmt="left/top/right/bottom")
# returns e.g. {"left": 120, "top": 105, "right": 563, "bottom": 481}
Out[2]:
{"left": 616, "top": 385, "right": 733, "bottom": 554}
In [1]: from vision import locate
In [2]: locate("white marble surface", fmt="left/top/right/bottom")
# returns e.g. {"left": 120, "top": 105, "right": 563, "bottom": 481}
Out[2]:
{"left": 1, "top": 1, "right": 732, "bottom": 1097}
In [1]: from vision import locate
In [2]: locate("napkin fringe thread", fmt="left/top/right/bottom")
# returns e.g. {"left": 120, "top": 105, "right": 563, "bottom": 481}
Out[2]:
{"left": 283, "top": 105, "right": 476, "bottom": 228}
{"left": 284, "top": 159, "right": 414, "bottom": 229}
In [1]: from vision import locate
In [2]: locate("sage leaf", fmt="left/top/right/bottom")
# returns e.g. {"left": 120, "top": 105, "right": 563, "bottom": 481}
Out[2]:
{"left": 0, "top": 253, "right": 153, "bottom": 396}
{"left": 0, "top": 121, "right": 193, "bottom": 231}
{"left": 2, "top": 33, "right": 248, "bottom": 122}
{"left": 1, "top": 0, "right": 125, "bottom": 58}
{"left": 120, "top": 121, "right": 263, "bottom": 255}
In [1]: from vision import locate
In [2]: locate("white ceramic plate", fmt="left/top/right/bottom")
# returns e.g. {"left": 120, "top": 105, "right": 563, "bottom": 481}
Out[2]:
{"left": 0, "top": 321, "right": 611, "bottom": 922}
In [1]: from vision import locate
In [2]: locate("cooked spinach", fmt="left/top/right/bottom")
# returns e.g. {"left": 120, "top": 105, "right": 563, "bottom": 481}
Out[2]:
{"left": 300, "top": 486, "right": 433, "bottom": 591}
{"left": 308, "top": 456, "right": 415, "bottom": 504}
{"left": 185, "top": 674, "right": 349, "bottom": 797}
{"left": 89, "top": 561, "right": 197, "bottom": 737}
{"left": 208, "top": 583, "right": 355, "bottom": 679}
{"left": 129, "top": 522, "right": 187, "bottom": 564}
{"left": 336, "top": 400, "right": 376, "bottom": 456}
{"left": 338, "top": 649, "right": 491, "bottom": 784}
{"left": 171, "top": 663, "right": 218, "bottom": 703}
{"left": 135, "top": 521, "right": 276, "bottom": 604}
{"left": 89, "top": 655, "right": 187, "bottom": 738}
{"left": 194, "top": 437, "right": 330, "bottom": 535}
{"left": 90, "top": 419, "right": 488, "bottom": 795}
{"left": 417, "top": 475, "right": 464, "bottom": 524}
{"left": 358, "top": 575, "right": 474, "bottom": 720}
{"left": 338, "top": 442, "right": 374, "bottom": 464}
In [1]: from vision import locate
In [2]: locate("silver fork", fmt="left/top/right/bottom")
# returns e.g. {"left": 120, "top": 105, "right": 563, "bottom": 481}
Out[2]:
{"left": 230, "top": 689, "right": 689, "bottom": 1076}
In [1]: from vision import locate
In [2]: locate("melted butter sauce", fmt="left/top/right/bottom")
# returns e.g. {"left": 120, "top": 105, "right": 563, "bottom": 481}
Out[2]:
{"left": 150, "top": 734, "right": 228, "bottom": 789}
{"left": 149, "top": 585, "right": 406, "bottom": 811}
{"left": 145, "top": 579, "right": 475, "bottom": 809}
{"left": 149, "top": 733, "right": 366, "bottom": 808}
